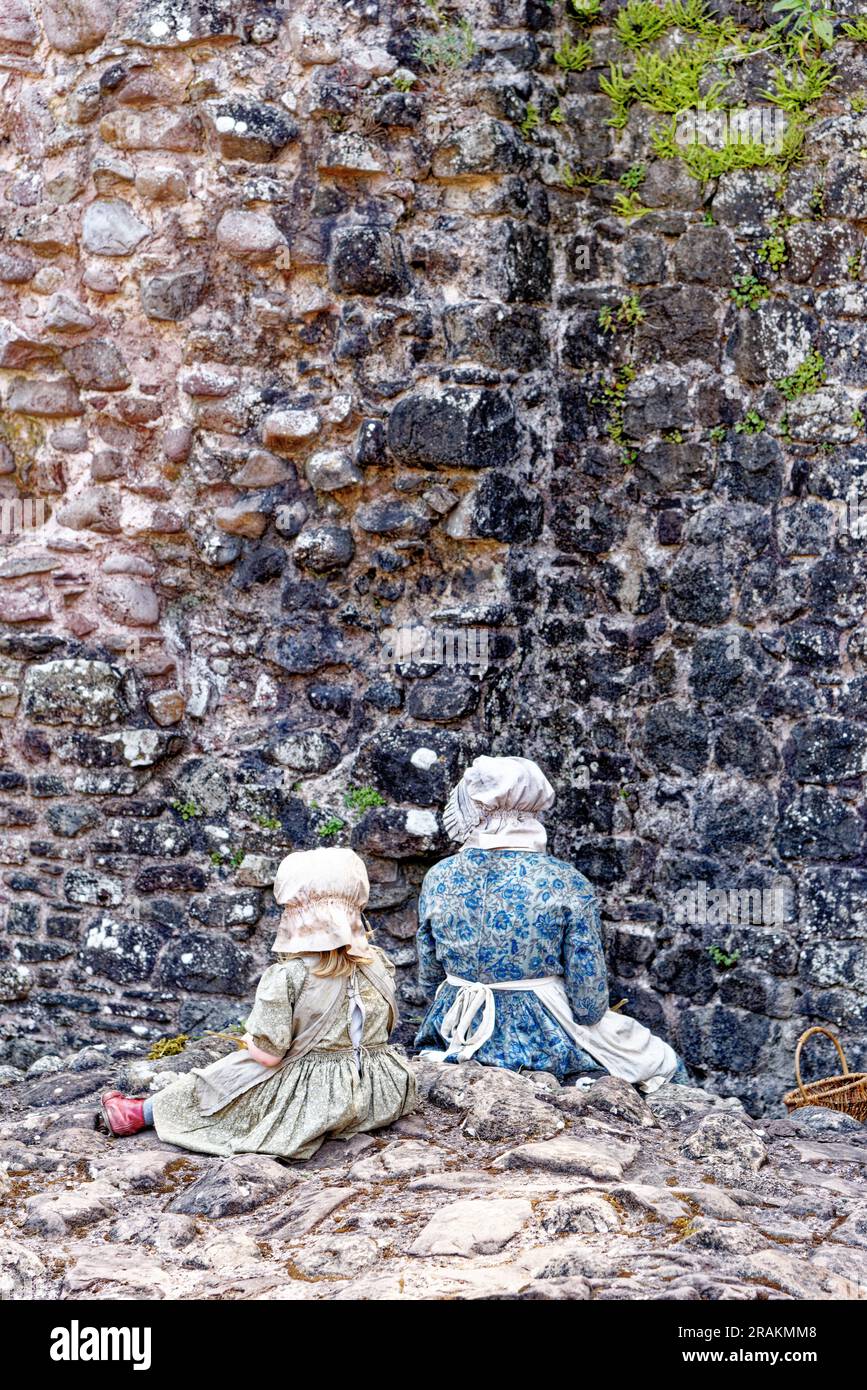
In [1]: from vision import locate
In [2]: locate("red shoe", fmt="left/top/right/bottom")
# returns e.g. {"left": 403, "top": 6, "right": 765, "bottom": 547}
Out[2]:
{"left": 100, "top": 1091, "right": 146, "bottom": 1137}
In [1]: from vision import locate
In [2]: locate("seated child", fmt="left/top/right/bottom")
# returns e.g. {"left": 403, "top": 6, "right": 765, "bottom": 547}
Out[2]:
{"left": 100, "top": 847, "right": 417, "bottom": 1160}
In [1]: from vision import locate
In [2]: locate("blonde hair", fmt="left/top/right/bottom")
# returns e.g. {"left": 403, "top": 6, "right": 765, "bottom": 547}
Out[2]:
{"left": 313, "top": 945, "right": 373, "bottom": 978}
{"left": 277, "top": 945, "right": 374, "bottom": 978}
{"left": 279, "top": 909, "right": 375, "bottom": 978}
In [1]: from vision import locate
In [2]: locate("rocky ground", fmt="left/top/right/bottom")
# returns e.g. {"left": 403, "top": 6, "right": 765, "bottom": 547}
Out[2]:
{"left": 1, "top": 1043, "right": 866, "bottom": 1302}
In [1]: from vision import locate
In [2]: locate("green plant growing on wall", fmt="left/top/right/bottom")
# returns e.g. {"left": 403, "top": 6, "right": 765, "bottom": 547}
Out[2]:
{"left": 848, "top": 250, "right": 862, "bottom": 279}
{"left": 591, "top": 363, "right": 637, "bottom": 446}
{"left": 317, "top": 816, "right": 346, "bottom": 840}
{"left": 554, "top": 36, "right": 592, "bottom": 70}
{"left": 735, "top": 409, "right": 767, "bottom": 433}
{"left": 629, "top": 49, "right": 717, "bottom": 118}
{"left": 771, "top": 0, "right": 834, "bottom": 55}
{"left": 211, "top": 846, "right": 246, "bottom": 870}
{"left": 343, "top": 785, "right": 386, "bottom": 814}
{"left": 255, "top": 814, "right": 280, "bottom": 831}
{"left": 670, "top": 0, "right": 738, "bottom": 39}
{"left": 602, "top": 0, "right": 816, "bottom": 180}
{"left": 686, "top": 134, "right": 777, "bottom": 179}
{"left": 776, "top": 349, "right": 827, "bottom": 398}
{"left": 773, "top": 114, "right": 808, "bottom": 178}
{"left": 615, "top": 0, "right": 671, "bottom": 49}
{"left": 306, "top": 795, "right": 361, "bottom": 843}
{"left": 850, "top": 90, "right": 867, "bottom": 113}
{"left": 758, "top": 230, "right": 788, "bottom": 272}
{"left": 549, "top": 104, "right": 565, "bottom": 123}
{"left": 560, "top": 162, "right": 605, "bottom": 186}
{"left": 598, "top": 294, "right": 646, "bottom": 332}
{"left": 620, "top": 162, "right": 647, "bottom": 189}
{"left": 644, "top": 115, "right": 677, "bottom": 160}
{"left": 611, "top": 190, "right": 651, "bottom": 218}
{"left": 842, "top": 18, "right": 867, "bottom": 39}
{"left": 600, "top": 0, "right": 759, "bottom": 127}
{"left": 761, "top": 57, "right": 834, "bottom": 112}
{"left": 730, "top": 273, "right": 770, "bottom": 309}
{"left": 651, "top": 116, "right": 777, "bottom": 180}
{"left": 620, "top": 294, "right": 646, "bottom": 328}
{"left": 392, "top": 72, "right": 416, "bottom": 91}
{"left": 520, "top": 102, "right": 541, "bottom": 136}
{"left": 708, "top": 945, "right": 741, "bottom": 968}
{"left": 568, "top": 0, "right": 602, "bottom": 19}
{"left": 171, "top": 799, "right": 202, "bottom": 821}
{"left": 709, "top": 425, "right": 727, "bottom": 441}
{"left": 603, "top": 47, "right": 729, "bottom": 127}
{"left": 414, "top": 1, "right": 477, "bottom": 75}
{"left": 599, "top": 63, "right": 635, "bottom": 127}
{"left": 808, "top": 182, "right": 826, "bottom": 216}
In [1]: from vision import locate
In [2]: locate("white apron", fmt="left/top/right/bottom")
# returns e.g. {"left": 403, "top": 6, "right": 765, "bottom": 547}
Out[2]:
{"left": 422, "top": 973, "right": 678, "bottom": 1093}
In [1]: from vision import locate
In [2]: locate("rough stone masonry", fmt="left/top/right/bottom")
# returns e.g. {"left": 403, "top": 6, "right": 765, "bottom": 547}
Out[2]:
{"left": 1, "top": 0, "right": 867, "bottom": 1116}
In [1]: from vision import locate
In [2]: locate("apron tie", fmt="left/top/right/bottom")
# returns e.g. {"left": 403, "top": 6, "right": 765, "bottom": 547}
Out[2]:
{"left": 425, "top": 973, "right": 678, "bottom": 1091}
{"left": 435, "top": 974, "right": 562, "bottom": 1062}
{"left": 438, "top": 982, "right": 495, "bottom": 1061}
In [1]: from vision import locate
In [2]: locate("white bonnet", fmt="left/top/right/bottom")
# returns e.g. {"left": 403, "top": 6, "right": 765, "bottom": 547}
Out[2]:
{"left": 444, "top": 755, "right": 555, "bottom": 849}
{"left": 271, "top": 847, "right": 370, "bottom": 957}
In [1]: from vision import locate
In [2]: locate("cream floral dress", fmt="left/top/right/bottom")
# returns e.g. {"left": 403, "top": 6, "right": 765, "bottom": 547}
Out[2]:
{"left": 151, "top": 946, "right": 417, "bottom": 1160}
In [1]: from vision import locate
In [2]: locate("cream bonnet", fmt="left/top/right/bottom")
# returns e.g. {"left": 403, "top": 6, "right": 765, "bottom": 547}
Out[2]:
{"left": 271, "top": 847, "right": 371, "bottom": 957}
{"left": 443, "top": 755, "right": 555, "bottom": 851}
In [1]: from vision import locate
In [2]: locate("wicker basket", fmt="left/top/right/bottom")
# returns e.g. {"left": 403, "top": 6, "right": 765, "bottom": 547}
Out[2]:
{"left": 783, "top": 1026, "right": 867, "bottom": 1123}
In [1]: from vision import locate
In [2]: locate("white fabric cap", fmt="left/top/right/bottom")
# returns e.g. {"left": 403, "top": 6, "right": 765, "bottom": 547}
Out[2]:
{"left": 271, "top": 847, "right": 370, "bottom": 957}
{"left": 443, "top": 755, "right": 555, "bottom": 851}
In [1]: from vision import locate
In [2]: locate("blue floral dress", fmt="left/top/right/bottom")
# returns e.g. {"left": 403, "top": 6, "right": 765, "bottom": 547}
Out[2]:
{"left": 414, "top": 849, "right": 614, "bottom": 1080}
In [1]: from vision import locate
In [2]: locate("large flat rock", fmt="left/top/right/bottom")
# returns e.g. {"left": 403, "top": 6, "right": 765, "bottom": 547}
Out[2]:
{"left": 492, "top": 1135, "right": 639, "bottom": 1181}
{"left": 409, "top": 1198, "right": 532, "bottom": 1258}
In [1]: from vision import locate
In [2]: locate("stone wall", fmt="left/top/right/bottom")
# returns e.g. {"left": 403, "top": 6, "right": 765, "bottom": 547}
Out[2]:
{"left": 1, "top": 0, "right": 867, "bottom": 1113}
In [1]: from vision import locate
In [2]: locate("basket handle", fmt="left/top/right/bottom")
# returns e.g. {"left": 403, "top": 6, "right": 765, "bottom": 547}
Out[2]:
{"left": 794, "top": 1026, "right": 850, "bottom": 1098}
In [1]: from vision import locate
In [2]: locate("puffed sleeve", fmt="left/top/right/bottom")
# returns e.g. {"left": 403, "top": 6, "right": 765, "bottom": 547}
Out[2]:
{"left": 243, "top": 961, "right": 303, "bottom": 1061}
{"left": 562, "top": 876, "right": 609, "bottom": 1025}
{"left": 416, "top": 872, "right": 446, "bottom": 1003}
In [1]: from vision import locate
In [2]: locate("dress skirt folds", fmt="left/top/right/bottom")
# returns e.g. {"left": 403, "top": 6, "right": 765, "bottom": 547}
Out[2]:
{"left": 151, "top": 949, "right": 417, "bottom": 1161}
{"left": 151, "top": 1044, "right": 416, "bottom": 1161}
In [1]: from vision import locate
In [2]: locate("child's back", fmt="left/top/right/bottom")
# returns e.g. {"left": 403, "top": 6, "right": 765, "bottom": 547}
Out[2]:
{"left": 150, "top": 942, "right": 417, "bottom": 1160}
{"left": 100, "top": 851, "right": 418, "bottom": 1159}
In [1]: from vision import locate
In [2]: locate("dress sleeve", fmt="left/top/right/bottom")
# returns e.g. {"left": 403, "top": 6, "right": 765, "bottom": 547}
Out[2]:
{"left": 244, "top": 962, "right": 302, "bottom": 1061}
{"left": 416, "top": 874, "right": 446, "bottom": 1003}
{"left": 373, "top": 945, "right": 396, "bottom": 978}
{"left": 562, "top": 879, "right": 609, "bottom": 1025}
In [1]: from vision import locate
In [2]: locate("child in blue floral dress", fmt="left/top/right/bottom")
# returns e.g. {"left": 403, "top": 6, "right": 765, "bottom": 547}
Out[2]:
{"left": 414, "top": 756, "right": 689, "bottom": 1090}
